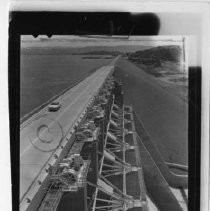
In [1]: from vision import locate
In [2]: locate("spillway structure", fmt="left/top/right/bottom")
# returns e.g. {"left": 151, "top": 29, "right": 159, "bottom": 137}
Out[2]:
{"left": 19, "top": 59, "right": 188, "bottom": 211}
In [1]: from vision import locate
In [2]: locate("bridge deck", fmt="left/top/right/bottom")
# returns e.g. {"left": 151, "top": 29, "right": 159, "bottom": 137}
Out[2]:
{"left": 20, "top": 63, "right": 115, "bottom": 207}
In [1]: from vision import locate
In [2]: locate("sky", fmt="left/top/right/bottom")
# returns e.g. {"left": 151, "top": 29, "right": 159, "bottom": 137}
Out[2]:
{"left": 21, "top": 35, "right": 188, "bottom": 68}
{"left": 21, "top": 35, "right": 184, "bottom": 48}
{"left": 20, "top": 12, "right": 202, "bottom": 67}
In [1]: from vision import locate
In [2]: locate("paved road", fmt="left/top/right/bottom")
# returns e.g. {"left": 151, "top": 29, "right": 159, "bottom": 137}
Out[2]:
{"left": 20, "top": 58, "right": 117, "bottom": 204}
{"left": 115, "top": 58, "right": 188, "bottom": 165}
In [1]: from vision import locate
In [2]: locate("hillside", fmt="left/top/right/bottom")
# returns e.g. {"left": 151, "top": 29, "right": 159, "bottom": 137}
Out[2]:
{"left": 128, "top": 45, "right": 182, "bottom": 64}
{"left": 126, "top": 45, "right": 188, "bottom": 102}
{"left": 127, "top": 45, "right": 184, "bottom": 77}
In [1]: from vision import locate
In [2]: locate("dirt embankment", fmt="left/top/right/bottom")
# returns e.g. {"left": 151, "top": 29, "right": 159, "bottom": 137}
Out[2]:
{"left": 114, "top": 57, "right": 188, "bottom": 166}
{"left": 127, "top": 45, "right": 188, "bottom": 103}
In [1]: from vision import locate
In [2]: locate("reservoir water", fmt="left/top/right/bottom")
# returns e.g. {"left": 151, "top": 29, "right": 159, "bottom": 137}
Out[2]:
{"left": 20, "top": 54, "right": 112, "bottom": 119}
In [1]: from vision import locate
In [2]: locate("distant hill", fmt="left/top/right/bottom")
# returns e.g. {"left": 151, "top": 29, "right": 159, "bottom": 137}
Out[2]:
{"left": 127, "top": 45, "right": 184, "bottom": 77}
{"left": 128, "top": 45, "right": 182, "bottom": 63}
{"left": 73, "top": 50, "right": 122, "bottom": 56}
{"left": 21, "top": 45, "right": 151, "bottom": 55}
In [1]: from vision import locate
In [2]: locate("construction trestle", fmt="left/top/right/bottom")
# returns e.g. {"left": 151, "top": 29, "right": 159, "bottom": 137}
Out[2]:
{"left": 36, "top": 75, "right": 147, "bottom": 211}
{"left": 91, "top": 94, "right": 148, "bottom": 211}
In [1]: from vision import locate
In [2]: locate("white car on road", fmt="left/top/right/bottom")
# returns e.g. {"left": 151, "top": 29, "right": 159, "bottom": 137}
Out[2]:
{"left": 48, "top": 101, "right": 61, "bottom": 111}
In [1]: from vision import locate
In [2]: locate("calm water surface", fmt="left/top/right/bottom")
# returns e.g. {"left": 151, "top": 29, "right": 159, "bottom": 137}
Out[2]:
{"left": 20, "top": 54, "right": 112, "bottom": 118}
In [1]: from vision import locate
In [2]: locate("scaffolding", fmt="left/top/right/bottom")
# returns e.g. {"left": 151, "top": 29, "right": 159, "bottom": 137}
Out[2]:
{"left": 91, "top": 98, "right": 148, "bottom": 211}
{"left": 37, "top": 75, "right": 148, "bottom": 211}
{"left": 37, "top": 75, "right": 115, "bottom": 211}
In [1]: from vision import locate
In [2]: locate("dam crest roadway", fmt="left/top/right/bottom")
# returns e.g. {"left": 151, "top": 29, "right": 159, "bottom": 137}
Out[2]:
{"left": 20, "top": 56, "right": 188, "bottom": 211}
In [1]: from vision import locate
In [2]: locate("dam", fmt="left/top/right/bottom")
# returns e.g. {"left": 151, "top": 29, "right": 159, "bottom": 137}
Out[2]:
{"left": 20, "top": 57, "right": 188, "bottom": 211}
